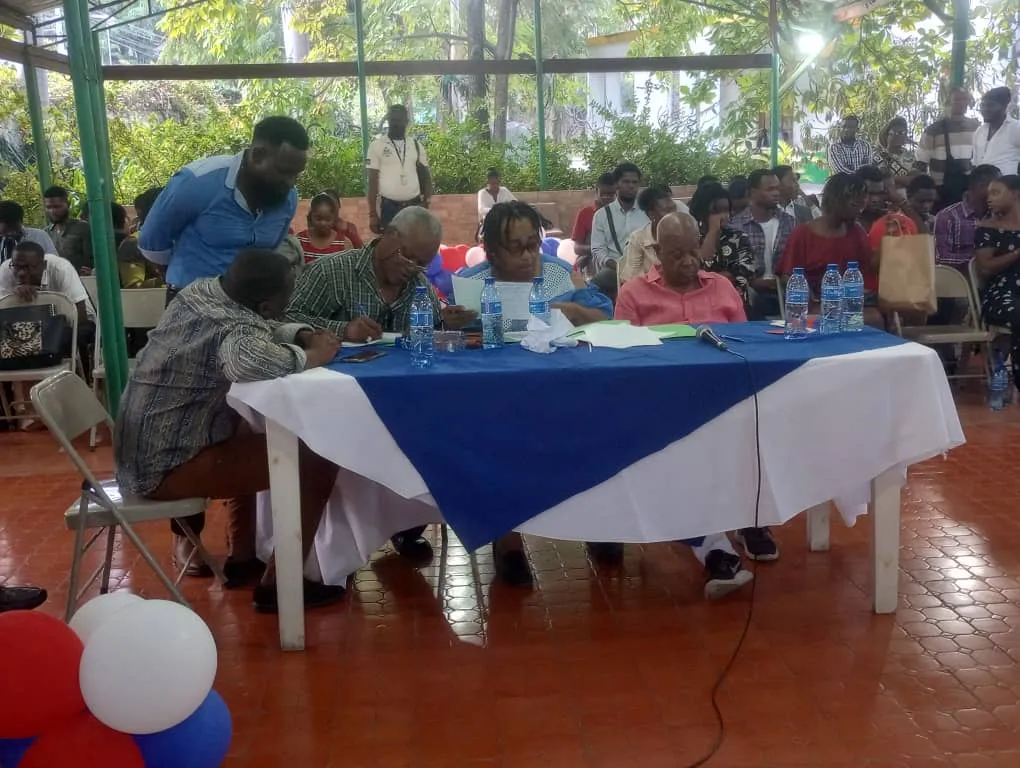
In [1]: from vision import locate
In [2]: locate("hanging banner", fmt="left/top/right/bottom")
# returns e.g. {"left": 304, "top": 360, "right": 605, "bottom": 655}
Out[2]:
{"left": 831, "top": 0, "right": 895, "bottom": 23}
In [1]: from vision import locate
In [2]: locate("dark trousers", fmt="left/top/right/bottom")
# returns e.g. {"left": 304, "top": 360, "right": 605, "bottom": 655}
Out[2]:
{"left": 379, "top": 197, "right": 422, "bottom": 229}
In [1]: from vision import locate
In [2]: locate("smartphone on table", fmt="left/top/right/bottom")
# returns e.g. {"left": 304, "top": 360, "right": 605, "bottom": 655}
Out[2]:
{"left": 339, "top": 349, "right": 388, "bottom": 364}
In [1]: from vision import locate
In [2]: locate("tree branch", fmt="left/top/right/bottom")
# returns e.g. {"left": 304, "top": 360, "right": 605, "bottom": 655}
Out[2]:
{"left": 397, "top": 32, "right": 497, "bottom": 57}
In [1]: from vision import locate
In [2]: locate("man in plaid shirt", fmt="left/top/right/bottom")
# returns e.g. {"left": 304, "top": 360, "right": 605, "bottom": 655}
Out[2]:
{"left": 828, "top": 115, "right": 875, "bottom": 174}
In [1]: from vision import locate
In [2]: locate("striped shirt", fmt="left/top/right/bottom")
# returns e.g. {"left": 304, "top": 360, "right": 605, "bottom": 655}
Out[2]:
{"left": 728, "top": 208, "right": 796, "bottom": 277}
{"left": 114, "top": 277, "right": 311, "bottom": 495}
{"left": 284, "top": 242, "right": 442, "bottom": 338}
{"left": 295, "top": 229, "right": 356, "bottom": 264}
{"left": 916, "top": 116, "right": 980, "bottom": 185}
{"left": 827, "top": 139, "right": 874, "bottom": 174}
{"left": 933, "top": 198, "right": 981, "bottom": 268}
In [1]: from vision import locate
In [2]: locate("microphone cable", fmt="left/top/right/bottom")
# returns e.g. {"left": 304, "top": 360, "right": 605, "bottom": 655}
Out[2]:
{"left": 682, "top": 344, "right": 763, "bottom": 768}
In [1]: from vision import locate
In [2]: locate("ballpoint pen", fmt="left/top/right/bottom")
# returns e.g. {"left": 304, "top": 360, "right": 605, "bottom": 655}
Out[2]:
{"left": 720, "top": 334, "right": 746, "bottom": 343}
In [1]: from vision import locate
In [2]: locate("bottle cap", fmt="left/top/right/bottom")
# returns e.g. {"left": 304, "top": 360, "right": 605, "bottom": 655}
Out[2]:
{"left": 484, "top": 276, "right": 495, "bottom": 284}
{"left": 827, "top": 264, "right": 838, "bottom": 270}
{"left": 793, "top": 267, "right": 805, "bottom": 274}
{"left": 847, "top": 262, "right": 858, "bottom": 269}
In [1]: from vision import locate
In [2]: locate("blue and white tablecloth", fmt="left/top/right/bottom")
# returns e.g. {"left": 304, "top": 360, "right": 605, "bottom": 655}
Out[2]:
{"left": 229, "top": 322, "right": 964, "bottom": 585}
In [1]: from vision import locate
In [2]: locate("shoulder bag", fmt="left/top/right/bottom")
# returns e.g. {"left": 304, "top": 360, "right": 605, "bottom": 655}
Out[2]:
{"left": 0, "top": 303, "right": 70, "bottom": 370}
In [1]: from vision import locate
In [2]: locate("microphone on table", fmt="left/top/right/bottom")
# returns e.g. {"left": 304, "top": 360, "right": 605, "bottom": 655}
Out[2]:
{"left": 696, "top": 325, "right": 729, "bottom": 352}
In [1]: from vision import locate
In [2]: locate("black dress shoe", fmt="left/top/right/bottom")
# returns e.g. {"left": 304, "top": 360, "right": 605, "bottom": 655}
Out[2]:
{"left": 0, "top": 584, "right": 47, "bottom": 613}
{"left": 495, "top": 549, "right": 534, "bottom": 586}
{"left": 223, "top": 557, "right": 267, "bottom": 589}
{"left": 252, "top": 580, "right": 346, "bottom": 614}
{"left": 586, "top": 542, "right": 625, "bottom": 564}
{"left": 390, "top": 530, "right": 434, "bottom": 564}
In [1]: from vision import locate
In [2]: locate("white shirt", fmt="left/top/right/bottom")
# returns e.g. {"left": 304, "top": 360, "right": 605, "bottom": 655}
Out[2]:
{"left": 972, "top": 117, "right": 1020, "bottom": 176}
{"left": 477, "top": 186, "right": 516, "bottom": 219}
{"left": 590, "top": 200, "right": 650, "bottom": 271}
{"left": 0, "top": 253, "right": 95, "bottom": 319}
{"left": 758, "top": 217, "right": 780, "bottom": 278}
{"left": 367, "top": 136, "right": 428, "bottom": 203}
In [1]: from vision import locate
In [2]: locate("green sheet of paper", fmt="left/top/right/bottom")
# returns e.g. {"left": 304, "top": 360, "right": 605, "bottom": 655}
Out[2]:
{"left": 648, "top": 324, "right": 697, "bottom": 339}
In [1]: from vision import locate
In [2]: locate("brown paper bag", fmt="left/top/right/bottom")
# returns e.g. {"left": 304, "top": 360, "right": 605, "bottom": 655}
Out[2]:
{"left": 877, "top": 223, "right": 937, "bottom": 316}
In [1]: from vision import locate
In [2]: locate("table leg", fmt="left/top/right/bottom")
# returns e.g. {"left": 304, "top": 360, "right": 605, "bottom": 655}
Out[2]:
{"left": 266, "top": 418, "right": 305, "bottom": 651}
{"left": 806, "top": 503, "right": 830, "bottom": 552}
{"left": 870, "top": 467, "right": 901, "bottom": 614}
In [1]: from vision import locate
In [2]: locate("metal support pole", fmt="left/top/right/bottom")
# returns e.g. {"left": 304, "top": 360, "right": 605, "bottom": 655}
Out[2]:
{"left": 353, "top": 0, "right": 370, "bottom": 191}
{"left": 950, "top": 0, "right": 969, "bottom": 89}
{"left": 768, "top": 0, "right": 780, "bottom": 167}
{"left": 23, "top": 33, "right": 53, "bottom": 194}
{"left": 63, "top": 0, "right": 128, "bottom": 414}
{"left": 92, "top": 31, "right": 116, "bottom": 192}
{"left": 533, "top": 0, "right": 548, "bottom": 190}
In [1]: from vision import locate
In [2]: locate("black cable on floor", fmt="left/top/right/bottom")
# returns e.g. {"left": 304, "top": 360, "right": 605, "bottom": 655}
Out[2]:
{"left": 683, "top": 348, "right": 762, "bottom": 768}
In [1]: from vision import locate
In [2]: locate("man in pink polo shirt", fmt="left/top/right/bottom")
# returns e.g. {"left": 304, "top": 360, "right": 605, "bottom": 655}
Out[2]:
{"left": 615, "top": 211, "right": 779, "bottom": 581}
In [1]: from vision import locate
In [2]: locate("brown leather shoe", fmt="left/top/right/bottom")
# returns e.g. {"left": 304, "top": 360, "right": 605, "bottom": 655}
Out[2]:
{"left": 173, "top": 535, "right": 213, "bottom": 578}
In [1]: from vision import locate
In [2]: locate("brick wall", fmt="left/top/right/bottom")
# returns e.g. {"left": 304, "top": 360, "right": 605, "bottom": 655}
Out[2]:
{"left": 293, "top": 185, "right": 697, "bottom": 246}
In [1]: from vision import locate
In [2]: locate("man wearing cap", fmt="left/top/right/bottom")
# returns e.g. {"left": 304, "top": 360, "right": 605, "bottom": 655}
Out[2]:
{"left": 827, "top": 115, "right": 874, "bottom": 175}
{"left": 972, "top": 87, "right": 1020, "bottom": 176}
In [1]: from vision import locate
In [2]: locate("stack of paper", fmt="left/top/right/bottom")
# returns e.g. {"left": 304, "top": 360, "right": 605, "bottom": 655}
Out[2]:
{"left": 568, "top": 320, "right": 696, "bottom": 348}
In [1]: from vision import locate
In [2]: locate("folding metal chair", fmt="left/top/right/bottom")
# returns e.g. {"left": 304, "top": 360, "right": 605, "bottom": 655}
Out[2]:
{"left": 30, "top": 370, "right": 226, "bottom": 620}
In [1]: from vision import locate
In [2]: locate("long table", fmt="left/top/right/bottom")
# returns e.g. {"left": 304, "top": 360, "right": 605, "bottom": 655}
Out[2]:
{"left": 228, "top": 323, "right": 965, "bottom": 650}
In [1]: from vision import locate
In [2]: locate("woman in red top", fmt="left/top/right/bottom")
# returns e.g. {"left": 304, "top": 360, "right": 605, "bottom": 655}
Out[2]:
{"left": 321, "top": 188, "right": 364, "bottom": 251}
{"left": 296, "top": 193, "right": 362, "bottom": 264}
{"left": 778, "top": 172, "right": 884, "bottom": 327}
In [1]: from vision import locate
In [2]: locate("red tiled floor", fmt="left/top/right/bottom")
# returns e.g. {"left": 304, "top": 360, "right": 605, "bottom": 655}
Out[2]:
{"left": 3, "top": 386, "right": 1020, "bottom": 767}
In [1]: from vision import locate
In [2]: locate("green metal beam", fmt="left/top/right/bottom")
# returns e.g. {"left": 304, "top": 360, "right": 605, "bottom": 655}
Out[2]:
{"left": 62, "top": 0, "right": 129, "bottom": 415}
{"left": 22, "top": 35, "right": 53, "bottom": 194}
{"left": 353, "top": 0, "right": 370, "bottom": 188}
{"left": 534, "top": 0, "right": 547, "bottom": 190}
{"left": 950, "top": 0, "right": 969, "bottom": 89}
{"left": 768, "top": 0, "right": 780, "bottom": 167}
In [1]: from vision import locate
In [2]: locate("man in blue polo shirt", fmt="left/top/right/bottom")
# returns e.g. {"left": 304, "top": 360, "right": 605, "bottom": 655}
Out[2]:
{"left": 140, "top": 115, "right": 309, "bottom": 303}
{"left": 138, "top": 115, "right": 308, "bottom": 580}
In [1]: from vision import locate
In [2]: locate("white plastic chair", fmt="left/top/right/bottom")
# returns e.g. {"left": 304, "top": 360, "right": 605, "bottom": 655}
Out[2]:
{"left": 0, "top": 292, "right": 80, "bottom": 422}
{"left": 90, "top": 287, "right": 166, "bottom": 448}
{"left": 898, "top": 265, "right": 993, "bottom": 380}
{"left": 80, "top": 274, "right": 99, "bottom": 308}
{"left": 30, "top": 371, "right": 226, "bottom": 620}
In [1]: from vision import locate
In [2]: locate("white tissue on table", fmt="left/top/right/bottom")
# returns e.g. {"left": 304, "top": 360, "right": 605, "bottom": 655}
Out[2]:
{"left": 520, "top": 309, "right": 579, "bottom": 354}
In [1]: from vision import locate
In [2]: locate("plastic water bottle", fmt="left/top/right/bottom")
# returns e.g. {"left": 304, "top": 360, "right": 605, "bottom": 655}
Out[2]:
{"left": 989, "top": 351, "right": 1009, "bottom": 411}
{"left": 480, "top": 277, "right": 504, "bottom": 349}
{"left": 529, "top": 276, "right": 550, "bottom": 325}
{"left": 409, "top": 285, "right": 434, "bottom": 369}
{"left": 784, "top": 267, "right": 809, "bottom": 340}
{"left": 819, "top": 264, "right": 843, "bottom": 335}
{"left": 841, "top": 261, "right": 864, "bottom": 332}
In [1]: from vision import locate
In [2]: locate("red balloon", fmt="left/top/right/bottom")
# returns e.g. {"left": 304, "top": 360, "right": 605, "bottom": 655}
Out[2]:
{"left": 20, "top": 712, "right": 144, "bottom": 768}
{"left": 0, "top": 612, "right": 85, "bottom": 738}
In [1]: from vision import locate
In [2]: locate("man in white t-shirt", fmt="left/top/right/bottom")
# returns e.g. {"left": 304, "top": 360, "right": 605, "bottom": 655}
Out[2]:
{"left": 0, "top": 241, "right": 96, "bottom": 371}
{"left": 972, "top": 87, "right": 1020, "bottom": 176}
{"left": 366, "top": 105, "right": 433, "bottom": 234}
{"left": 477, "top": 168, "right": 516, "bottom": 221}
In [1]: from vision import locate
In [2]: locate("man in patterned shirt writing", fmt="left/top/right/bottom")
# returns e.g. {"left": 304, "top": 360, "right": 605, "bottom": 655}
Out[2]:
{"left": 285, "top": 205, "right": 476, "bottom": 562}
{"left": 114, "top": 249, "right": 345, "bottom": 613}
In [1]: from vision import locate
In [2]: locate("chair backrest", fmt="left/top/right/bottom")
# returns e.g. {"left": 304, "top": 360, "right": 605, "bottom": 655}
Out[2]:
{"left": 120, "top": 287, "right": 166, "bottom": 329}
{"left": 80, "top": 275, "right": 99, "bottom": 308}
{"left": 30, "top": 371, "right": 115, "bottom": 491}
{"left": 0, "top": 291, "right": 81, "bottom": 368}
{"left": 934, "top": 265, "right": 979, "bottom": 327}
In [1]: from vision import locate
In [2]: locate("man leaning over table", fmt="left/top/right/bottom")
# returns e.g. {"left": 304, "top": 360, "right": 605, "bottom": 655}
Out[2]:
{"left": 284, "top": 206, "right": 477, "bottom": 565}
{"left": 114, "top": 249, "right": 345, "bottom": 613}
{"left": 615, "top": 212, "right": 778, "bottom": 599}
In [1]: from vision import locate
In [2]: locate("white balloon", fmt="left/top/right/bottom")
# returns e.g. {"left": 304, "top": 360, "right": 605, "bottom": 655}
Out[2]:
{"left": 79, "top": 599, "right": 217, "bottom": 735}
{"left": 557, "top": 238, "right": 577, "bottom": 266}
{"left": 69, "top": 591, "right": 143, "bottom": 645}
{"left": 465, "top": 246, "right": 486, "bottom": 268}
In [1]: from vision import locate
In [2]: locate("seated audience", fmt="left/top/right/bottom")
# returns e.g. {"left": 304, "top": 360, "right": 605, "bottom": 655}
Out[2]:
{"left": 462, "top": 201, "right": 611, "bottom": 327}
{"left": 286, "top": 206, "right": 476, "bottom": 565}
{"left": 867, "top": 174, "right": 939, "bottom": 258}
{"left": 778, "top": 172, "right": 883, "bottom": 328}
{"left": 618, "top": 186, "right": 677, "bottom": 286}
{"left": 934, "top": 164, "right": 999, "bottom": 270}
{"left": 572, "top": 172, "right": 616, "bottom": 271}
{"left": 114, "top": 249, "right": 345, "bottom": 612}
{"left": 614, "top": 212, "right": 766, "bottom": 595}
{"left": 0, "top": 201, "right": 57, "bottom": 264}
{"left": 975, "top": 175, "right": 1020, "bottom": 390}
{"left": 43, "top": 185, "right": 92, "bottom": 273}
{"left": 477, "top": 168, "right": 516, "bottom": 223}
{"left": 774, "top": 165, "right": 817, "bottom": 223}
{"left": 728, "top": 176, "right": 749, "bottom": 217}
{"left": 687, "top": 182, "right": 755, "bottom": 304}
{"left": 118, "top": 187, "right": 166, "bottom": 288}
{"left": 296, "top": 193, "right": 358, "bottom": 263}
{"left": 81, "top": 201, "right": 130, "bottom": 252}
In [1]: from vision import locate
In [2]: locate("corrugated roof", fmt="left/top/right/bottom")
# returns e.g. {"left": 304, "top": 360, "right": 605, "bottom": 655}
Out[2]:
{"left": 1, "top": 0, "right": 62, "bottom": 17}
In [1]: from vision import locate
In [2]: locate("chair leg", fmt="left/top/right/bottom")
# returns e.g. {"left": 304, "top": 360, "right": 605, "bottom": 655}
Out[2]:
{"left": 113, "top": 518, "right": 190, "bottom": 608}
{"left": 176, "top": 519, "right": 228, "bottom": 587}
{"left": 65, "top": 496, "right": 89, "bottom": 622}
{"left": 99, "top": 526, "right": 117, "bottom": 594}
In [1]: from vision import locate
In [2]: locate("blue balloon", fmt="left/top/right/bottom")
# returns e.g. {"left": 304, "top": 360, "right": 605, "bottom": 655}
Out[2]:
{"left": 541, "top": 237, "right": 560, "bottom": 258}
{"left": 133, "top": 690, "right": 232, "bottom": 768}
{"left": 0, "top": 737, "right": 33, "bottom": 768}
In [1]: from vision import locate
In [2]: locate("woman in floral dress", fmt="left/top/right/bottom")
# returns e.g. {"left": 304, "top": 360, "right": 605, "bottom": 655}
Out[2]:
{"left": 688, "top": 181, "right": 756, "bottom": 304}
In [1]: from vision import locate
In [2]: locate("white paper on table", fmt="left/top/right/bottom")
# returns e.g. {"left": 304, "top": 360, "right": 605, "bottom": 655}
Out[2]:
{"left": 580, "top": 323, "right": 663, "bottom": 349}
{"left": 343, "top": 331, "right": 403, "bottom": 348}
{"left": 452, "top": 275, "right": 533, "bottom": 323}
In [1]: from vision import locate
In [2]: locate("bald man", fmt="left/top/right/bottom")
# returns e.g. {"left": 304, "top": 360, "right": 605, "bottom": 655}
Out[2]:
{"left": 615, "top": 212, "right": 781, "bottom": 568}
